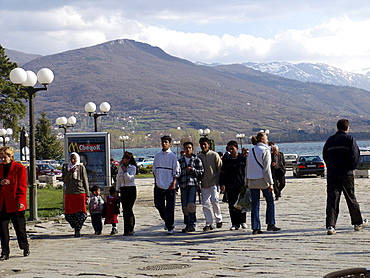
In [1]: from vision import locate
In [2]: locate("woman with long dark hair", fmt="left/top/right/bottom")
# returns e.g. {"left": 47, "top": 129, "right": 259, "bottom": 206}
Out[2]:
{"left": 116, "top": 152, "right": 137, "bottom": 236}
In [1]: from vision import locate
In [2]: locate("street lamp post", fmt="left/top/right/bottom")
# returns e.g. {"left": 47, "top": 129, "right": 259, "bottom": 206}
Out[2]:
{"left": 236, "top": 133, "right": 246, "bottom": 149}
{"left": 197, "top": 128, "right": 210, "bottom": 138}
{"left": 84, "top": 102, "right": 111, "bottom": 132}
{"left": 0, "top": 137, "right": 10, "bottom": 146}
{"left": 56, "top": 116, "right": 77, "bottom": 134}
{"left": 197, "top": 128, "right": 215, "bottom": 151}
{"left": 20, "top": 127, "right": 29, "bottom": 161}
{"left": 173, "top": 140, "right": 180, "bottom": 157}
{"left": 10, "top": 67, "right": 54, "bottom": 221}
{"left": 119, "top": 135, "right": 129, "bottom": 155}
{"left": 0, "top": 128, "right": 13, "bottom": 146}
{"left": 259, "top": 129, "right": 270, "bottom": 135}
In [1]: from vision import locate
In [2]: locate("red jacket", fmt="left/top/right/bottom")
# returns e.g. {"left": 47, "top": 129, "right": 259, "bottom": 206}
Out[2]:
{"left": 0, "top": 161, "right": 28, "bottom": 213}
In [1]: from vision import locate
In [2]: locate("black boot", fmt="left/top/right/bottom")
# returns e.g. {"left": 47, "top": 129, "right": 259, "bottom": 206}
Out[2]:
{"left": 267, "top": 224, "right": 281, "bottom": 231}
{"left": 0, "top": 254, "right": 9, "bottom": 261}
{"left": 252, "top": 229, "right": 263, "bottom": 235}
{"left": 23, "top": 247, "right": 30, "bottom": 257}
{"left": 74, "top": 229, "right": 81, "bottom": 237}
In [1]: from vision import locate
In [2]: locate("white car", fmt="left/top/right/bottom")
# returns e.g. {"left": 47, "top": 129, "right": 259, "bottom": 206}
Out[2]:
{"left": 36, "top": 159, "right": 62, "bottom": 168}
{"left": 136, "top": 157, "right": 154, "bottom": 168}
{"left": 284, "top": 154, "right": 298, "bottom": 169}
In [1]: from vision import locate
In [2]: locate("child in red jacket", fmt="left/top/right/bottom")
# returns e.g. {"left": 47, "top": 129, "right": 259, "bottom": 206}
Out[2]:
{"left": 103, "top": 186, "right": 120, "bottom": 235}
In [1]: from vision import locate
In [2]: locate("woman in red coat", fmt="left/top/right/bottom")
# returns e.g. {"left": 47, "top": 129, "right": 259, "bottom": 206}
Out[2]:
{"left": 0, "top": 146, "right": 29, "bottom": 261}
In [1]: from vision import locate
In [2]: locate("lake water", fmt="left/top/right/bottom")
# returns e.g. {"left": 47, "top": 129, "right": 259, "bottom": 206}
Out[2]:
{"left": 110, "top": 140, "right": 370, "bottom": 160}
{"left": 15, "top": 140, "right": 370, "bottom": 161}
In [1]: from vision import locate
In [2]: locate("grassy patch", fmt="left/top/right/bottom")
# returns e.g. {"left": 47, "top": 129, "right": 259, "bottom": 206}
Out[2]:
{"left": 24, "top": 176, "right": 153, "bottom": 220}
{"left": 136, "top": 173, "right": 153, "bottom": 179}
{"left": 25, "top": 187, "right": 64, "bottom": 219}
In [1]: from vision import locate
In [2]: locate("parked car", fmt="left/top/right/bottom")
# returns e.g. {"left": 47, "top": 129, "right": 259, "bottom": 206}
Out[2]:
{"left": 284, "top": 154, "right": 298, "bottom": 169}
{"left": 292, "top": 155, "right": 325, "bottom": 178}
{"left": 36, "top": 163, "right": 63, "bottom": 180}
{"left": 136, "top": 157, "right": 154, "bottom": 168}
{"left": 358, "top": 151, "right": 370, "bottom": 170}
{"left": 17, "top": 161, "right": 30, "bottom": 167}
{"left": 36, "top": 159, "right": 62, "bottom": 168}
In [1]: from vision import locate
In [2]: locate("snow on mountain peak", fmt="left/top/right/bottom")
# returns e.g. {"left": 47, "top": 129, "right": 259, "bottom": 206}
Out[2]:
{"left": 242, "top": 62, "right": 370, "bottom": 91}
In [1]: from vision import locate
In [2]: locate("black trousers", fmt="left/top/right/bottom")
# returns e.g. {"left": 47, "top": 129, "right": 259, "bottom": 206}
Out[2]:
{"left": 0, "top": 210, "right": 29, "bottom": 255}
{"left": 273, "top": 168, "right": 286, "bottom": 197}
{"left": 326, "top": 176, "right": 363, "bottom": 228}
{"left": 226, "top": 186, "right": 246, "bottom": 228}
{"left": 91, "top": 213, "right": 103, "bottom": 233}
{"left": 154, "top": 186, "right": 176, "bottom": 231}
{"left": 120, "top": 186, "right": 137, "bottom": 234}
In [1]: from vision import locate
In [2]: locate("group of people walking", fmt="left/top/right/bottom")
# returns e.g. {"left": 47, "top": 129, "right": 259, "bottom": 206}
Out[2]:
{"left": 152, "top": 134, "right": 281, "bottom": 235}
{"left": 0, "top": 119, "right": 367, "bottom": 260}
{"left": 151, "top": 119, "right": 368, "bottom": 236}
{"left": 62, "top": 151, "right": 138, "bottom": 238}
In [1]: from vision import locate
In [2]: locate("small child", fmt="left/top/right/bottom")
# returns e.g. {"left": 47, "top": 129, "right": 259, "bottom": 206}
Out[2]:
{"left": 103, "top": 186, "right": 120, "bottom": 235}
{"left": 89, "top": 185, "right": 104, "bottom": 235}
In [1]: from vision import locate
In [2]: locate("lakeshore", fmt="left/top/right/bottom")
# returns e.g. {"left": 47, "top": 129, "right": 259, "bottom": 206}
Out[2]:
{"left": 2, "top": 170, "right": 370, "bottom": 277}
{"left": 110, "top": 140, "right": 370, "bottom": 160}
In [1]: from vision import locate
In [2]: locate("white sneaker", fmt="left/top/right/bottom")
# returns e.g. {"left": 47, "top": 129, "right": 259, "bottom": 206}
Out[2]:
{"left": 354, "top": 219, "right": 368, "bottom": 231}
{"left": 167, "top": 229, "right": 174, "bottom": 235}
{"left": 327, "top": 226, "right": 336, "bottom": 235}
{"left": 230, "top": 225, "right": 239, "bottom": 231}
{"left": 241, "top": 223, "right": 248, "bottom": 229}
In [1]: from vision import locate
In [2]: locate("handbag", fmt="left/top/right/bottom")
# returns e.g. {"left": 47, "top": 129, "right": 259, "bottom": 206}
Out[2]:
{"left": 234, "top": 186, "right": 252, "bottom": 212}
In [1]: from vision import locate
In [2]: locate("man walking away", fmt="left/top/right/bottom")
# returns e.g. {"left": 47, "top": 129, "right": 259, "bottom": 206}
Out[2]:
{"left": 271, "top": 145, "right": 286, "bottom": 200}
{"left": 323, "top": 119, "right": 367, "bottom": 235}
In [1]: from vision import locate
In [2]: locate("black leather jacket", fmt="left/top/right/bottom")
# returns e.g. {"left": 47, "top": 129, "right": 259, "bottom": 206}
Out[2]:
{"left": 219, "top": 153, "right": 246, "bottom": 188}
{"left": 323, "top": 130, "right": 360, "bottom": 177}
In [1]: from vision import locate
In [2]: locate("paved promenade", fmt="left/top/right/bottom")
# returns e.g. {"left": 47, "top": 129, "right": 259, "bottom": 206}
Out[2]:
{"left": 1, "top": 171, "right": 370, "bottom": 277}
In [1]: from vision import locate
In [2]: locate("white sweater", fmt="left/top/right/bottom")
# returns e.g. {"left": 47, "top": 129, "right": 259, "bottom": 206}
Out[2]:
{"left": 153, "top": 148, "right": 180, "bottom": 189}
{"left": 116, "top": 164, "right": 136, "bottom": 191}
{"left": 246, "top": 143, "right": 274, "bottom": 185}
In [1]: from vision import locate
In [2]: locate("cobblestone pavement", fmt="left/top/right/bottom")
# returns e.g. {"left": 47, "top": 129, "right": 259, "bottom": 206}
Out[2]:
{"left": 1, "top": 172, "right": 370, "bottom": 277}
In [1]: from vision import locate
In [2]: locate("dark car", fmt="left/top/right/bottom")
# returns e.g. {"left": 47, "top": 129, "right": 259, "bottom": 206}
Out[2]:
{"left": 292, "top": 155, "right": 325, "bottom": 178}
{"left": 36, "top": 163, "right": 63, "bottom": 180}
{"left": 358, "top": 152, "right": 370, "bottom": 170}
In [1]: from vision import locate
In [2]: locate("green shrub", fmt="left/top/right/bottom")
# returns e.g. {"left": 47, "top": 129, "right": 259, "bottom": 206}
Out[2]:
{"left": 138, "top": 166, "right": 151, "bottom": 174}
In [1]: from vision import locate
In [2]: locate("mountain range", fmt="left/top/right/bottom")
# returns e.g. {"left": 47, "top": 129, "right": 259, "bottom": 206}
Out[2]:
{"left": 241, "top": 62, "right": 370, "bottom": 92}
{"left": 4, "top": 39, "right": 370, "bottom": 135}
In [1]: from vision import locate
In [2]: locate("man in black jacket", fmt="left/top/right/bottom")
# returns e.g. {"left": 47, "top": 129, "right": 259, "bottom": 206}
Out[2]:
{"left": 323, "top": 119, "right": 367, "bottom": 235}
{"left": 219, "top": 141, "right": 247, "bottom": 231}
{"left": 271, "top": 145, "right": 286, "bottom": 200}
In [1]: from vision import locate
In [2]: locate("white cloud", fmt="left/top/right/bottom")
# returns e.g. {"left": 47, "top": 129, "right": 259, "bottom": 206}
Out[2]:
{"left": 266, "top": 17, "right": 370, "bottom": 71}
{"left": 131, "top": 16, "right": 370, "bottom": 72}
{"left": 1, "top": 2, "right": 370, "bottom": 72}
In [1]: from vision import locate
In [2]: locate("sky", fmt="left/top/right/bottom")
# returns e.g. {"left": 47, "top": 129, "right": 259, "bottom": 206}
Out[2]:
{"left": 1, "top": 0, "right": 370, "bottom": 73}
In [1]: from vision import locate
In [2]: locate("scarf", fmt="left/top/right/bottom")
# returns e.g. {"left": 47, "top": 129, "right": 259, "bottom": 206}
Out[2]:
{"left": 68, "top": 152, "right": 80, "bottom": 179}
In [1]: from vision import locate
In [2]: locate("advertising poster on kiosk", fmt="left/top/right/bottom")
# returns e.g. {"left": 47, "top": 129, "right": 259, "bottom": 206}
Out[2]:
{"left": 64, "top": 132, "right": 111, "bottom": 189}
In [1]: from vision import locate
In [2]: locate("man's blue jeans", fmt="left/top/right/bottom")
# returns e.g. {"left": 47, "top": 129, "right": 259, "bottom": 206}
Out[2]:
{"left": 180, "top": 186, "right": 197, "bottom": 227}
{"left": 250, "top": 188, "right": 275, "bottom": 230}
